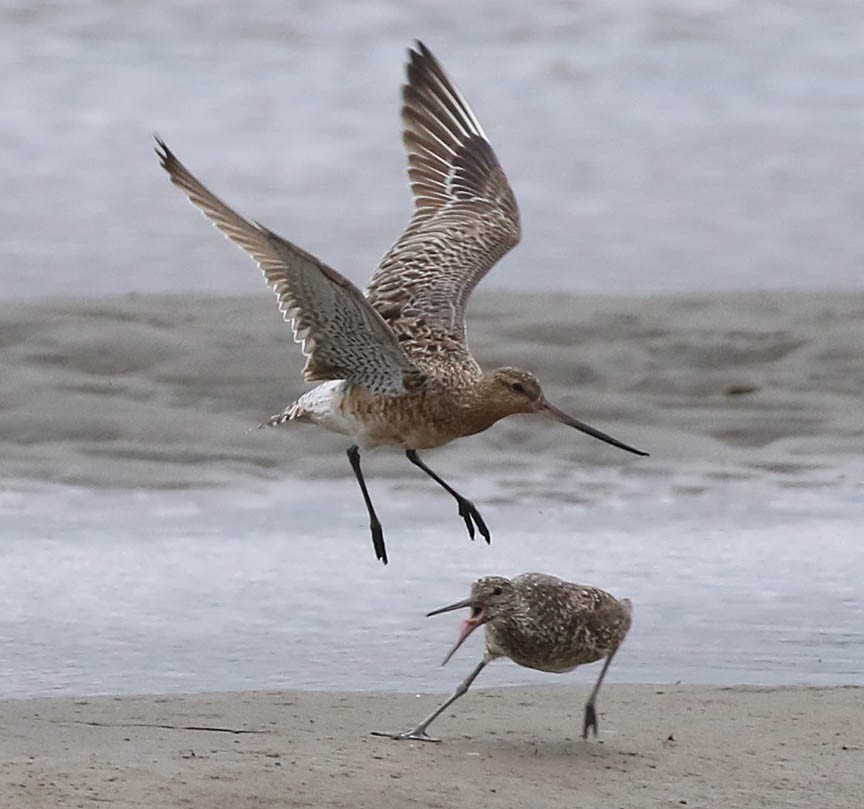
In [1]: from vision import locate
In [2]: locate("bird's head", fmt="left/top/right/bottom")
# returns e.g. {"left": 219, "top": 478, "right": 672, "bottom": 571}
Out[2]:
{"left": 486, "top": 367, "right": 545, "bottom": 414}
{"left": 482, "top": 366, "right": 648, "bottom": 457}
{"left": 426, "top": 576, "right": 517, "bottom": 665}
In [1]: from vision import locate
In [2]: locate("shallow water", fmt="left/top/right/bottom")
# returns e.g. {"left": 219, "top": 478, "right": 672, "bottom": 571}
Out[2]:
{"left": 3, "top": 0, "right": 864, "bottom": 300}
{"left": 1, "top": 478, "right": 860, "bottom": 699}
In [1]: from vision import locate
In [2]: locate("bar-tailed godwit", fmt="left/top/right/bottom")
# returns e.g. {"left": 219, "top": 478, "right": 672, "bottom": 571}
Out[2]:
{"left": 155, "top": 42, "right": 647, "bottom": 564}
{"left": 373, "top": 572, "right": 632, "bottom": 741}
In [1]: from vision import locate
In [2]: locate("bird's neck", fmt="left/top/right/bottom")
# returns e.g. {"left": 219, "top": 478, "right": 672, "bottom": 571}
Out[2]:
{"left": 455, "top": 373, "right": 518, "bottom": 435}
{"left": 456, "top": 390, "right": 512, "bottom": 437}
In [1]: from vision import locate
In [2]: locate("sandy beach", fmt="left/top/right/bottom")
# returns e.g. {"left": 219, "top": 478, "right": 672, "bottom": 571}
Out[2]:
{"left": 2, "top": 685, "right": 860, "bottom": 808}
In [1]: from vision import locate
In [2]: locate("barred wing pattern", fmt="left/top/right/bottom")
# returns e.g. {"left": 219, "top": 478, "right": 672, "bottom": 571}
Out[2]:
{"left": 156, "top": 138, "right": 422, "bottom": 396}
{"left": 366, "top": 42, "right": 521, "bottom": 349}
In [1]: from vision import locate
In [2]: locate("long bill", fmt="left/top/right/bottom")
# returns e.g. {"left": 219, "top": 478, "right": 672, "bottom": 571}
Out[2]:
{"left": 540, "top": 400, "right": 649, "bottom": 457}
{"left": 427, "top": 597, "right": 486, "bottom": 666}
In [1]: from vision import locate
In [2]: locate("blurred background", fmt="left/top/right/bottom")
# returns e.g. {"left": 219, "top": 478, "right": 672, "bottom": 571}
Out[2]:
{"left": 1, "top": 0, "right": 862, "bottom": 699}
{"left": 2, "top": 0, "right": 863, "bottom": 300}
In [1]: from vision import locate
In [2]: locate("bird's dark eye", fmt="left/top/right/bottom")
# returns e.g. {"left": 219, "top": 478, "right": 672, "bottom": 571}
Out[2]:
{"left": 510, "top": 383, "right": 526, "bottom": 394}
{"left": 493, "top": 586, "right": 503, "bottom": 596}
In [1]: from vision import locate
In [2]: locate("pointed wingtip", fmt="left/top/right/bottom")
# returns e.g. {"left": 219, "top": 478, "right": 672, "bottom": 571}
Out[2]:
{"left": 153, "top": 133, "right": 175, "bottom": 172}
{"left": 407, "top": 40, "right": 436, "bottom": 72}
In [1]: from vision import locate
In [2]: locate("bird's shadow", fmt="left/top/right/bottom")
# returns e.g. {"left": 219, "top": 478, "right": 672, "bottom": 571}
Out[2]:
{"left": 444, "top": 731, "right": 629, "bottom": 762}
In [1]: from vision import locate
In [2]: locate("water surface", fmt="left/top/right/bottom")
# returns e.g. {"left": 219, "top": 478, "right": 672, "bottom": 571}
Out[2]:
{"left": 1, "top": 479, "right": 860, "bottom": 698}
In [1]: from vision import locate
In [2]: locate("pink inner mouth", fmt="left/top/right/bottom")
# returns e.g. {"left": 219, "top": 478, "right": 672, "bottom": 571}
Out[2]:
{"left": 442, "top": 606, "right": 486, "bottom": 665}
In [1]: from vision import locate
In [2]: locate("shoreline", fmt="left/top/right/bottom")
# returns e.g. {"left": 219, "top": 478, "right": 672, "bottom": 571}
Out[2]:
{"left": 4, "top": 684, "right": 860, "bottom": 808}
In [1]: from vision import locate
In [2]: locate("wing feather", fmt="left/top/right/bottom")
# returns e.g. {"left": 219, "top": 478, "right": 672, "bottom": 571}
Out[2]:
{"left": 366, "top": 42, "right": 521, "bottom": 349}
{"left": 155, "top": 137, "right": 422, "bottom": 396}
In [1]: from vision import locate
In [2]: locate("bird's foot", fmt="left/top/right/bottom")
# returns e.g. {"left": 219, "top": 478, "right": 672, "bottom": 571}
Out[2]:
{"left": 455, "top": 497, "right": 491, "bottom": 545}
{"left": 370, "top": 519, "right": 388, "bottom": 565}
{"left": 582, "top": 701, "right": 598, "bottom": 739}
{"left": 371, "top": 728, "right": 441, "bottom": 743}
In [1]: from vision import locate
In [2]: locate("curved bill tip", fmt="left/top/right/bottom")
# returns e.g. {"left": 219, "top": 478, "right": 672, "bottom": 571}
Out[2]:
{"left": 540, "top": 401, "right": 649, "bottom": 457}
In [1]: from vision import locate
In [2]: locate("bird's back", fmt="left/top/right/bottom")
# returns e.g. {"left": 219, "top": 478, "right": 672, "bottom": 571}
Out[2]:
{"left": 485, "top": 573, "right": 632, "bottom": 674}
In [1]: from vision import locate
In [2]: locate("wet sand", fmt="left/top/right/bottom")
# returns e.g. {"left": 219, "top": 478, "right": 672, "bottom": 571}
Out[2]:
{"left": 1, "top": 685, "right": 860, "bottom": 808}
{"left": 1, "top": 290, "right": 862, "bottom": 494}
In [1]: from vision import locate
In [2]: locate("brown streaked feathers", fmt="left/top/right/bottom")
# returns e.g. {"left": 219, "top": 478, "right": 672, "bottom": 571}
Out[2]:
{"left": 154, "top": 137, "right": 423, "bottom": 397}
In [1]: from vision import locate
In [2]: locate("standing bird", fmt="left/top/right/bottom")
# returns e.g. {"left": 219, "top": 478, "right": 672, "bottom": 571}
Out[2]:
{"left": 155, "top": 42, "right": 647, "bottom": 564}
{"left": 373, "top": 573, "right": 632, "bottom": 741}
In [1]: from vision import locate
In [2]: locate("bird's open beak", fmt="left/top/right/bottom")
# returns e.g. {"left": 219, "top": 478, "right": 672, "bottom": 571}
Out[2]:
{"left": 539, "top": 400, "right": 649, "bottom": 457}
{"left": 427, "top": 597, "right": 486, "bottom": 666}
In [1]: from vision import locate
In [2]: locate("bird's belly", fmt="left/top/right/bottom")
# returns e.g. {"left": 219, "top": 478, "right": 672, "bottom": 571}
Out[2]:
{"left": 512, "top": 651, "right": 603, "bottom": 674}
{"left": 487, "top": 629, "right": 607, "bottom": 674}
{"left": 345, "top": 387, "right": 464, "bottom": 450}
{"left": 507, "top": 649, "right": 606, "bottom": 674}
{"left": 354, "top": 416, "right": 455, "bottom": 450}
{"left": 292, "top": 382, "right": 459, "bottom": 450}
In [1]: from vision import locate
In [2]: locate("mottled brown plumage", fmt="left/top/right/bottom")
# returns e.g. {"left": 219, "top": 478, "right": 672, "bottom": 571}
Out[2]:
{"left": 155, "top": 42, "right": 647, "bottom": 565}
{"left": 373, "top": 573, "right": 632, "bottom": 742}
{"left": 366, "top": 43, "right": 521, "bottom": 358}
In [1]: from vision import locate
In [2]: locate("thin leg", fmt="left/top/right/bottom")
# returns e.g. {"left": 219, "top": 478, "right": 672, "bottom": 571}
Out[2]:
{"left": 372, "top": 657, "right": 489, "bottom": 742}
{"left": 347, "top": 445, "right": 387, "bottom": 565}
{"left": 405, "top": 450, "right": 490, "bottom": 544}
{"left": 582, "top": 647, "right": 619, "bottom": 739}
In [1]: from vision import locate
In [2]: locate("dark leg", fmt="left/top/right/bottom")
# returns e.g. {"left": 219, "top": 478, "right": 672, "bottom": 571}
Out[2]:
{"left": 582, "top": 647, "right": 620, "bottom": 739}
{"left": 405, "top": 450, "right": 490, "bottom": 544}
{"left": 347, "top": 445, "right": 387, "bottom": 565}
{"left": 372, "top": 657, "right": 489, "bottom": 742}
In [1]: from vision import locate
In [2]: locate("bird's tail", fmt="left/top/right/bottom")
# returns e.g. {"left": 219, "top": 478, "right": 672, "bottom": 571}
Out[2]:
{"left": 257, "top": 402, "right": 305, "bottom": 430}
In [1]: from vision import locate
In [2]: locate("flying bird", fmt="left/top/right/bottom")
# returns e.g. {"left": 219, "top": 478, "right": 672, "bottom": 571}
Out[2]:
{"left": 155, "top": 42, "right": 647, "bottom": 564}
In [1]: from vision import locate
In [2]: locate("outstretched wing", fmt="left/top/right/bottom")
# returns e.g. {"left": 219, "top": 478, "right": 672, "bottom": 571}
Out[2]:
{"left": 366, "top": 42, "right": 521, "bottom": 349}
{"left": 155, "top": 137, "right": 422, "bottom": 396}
